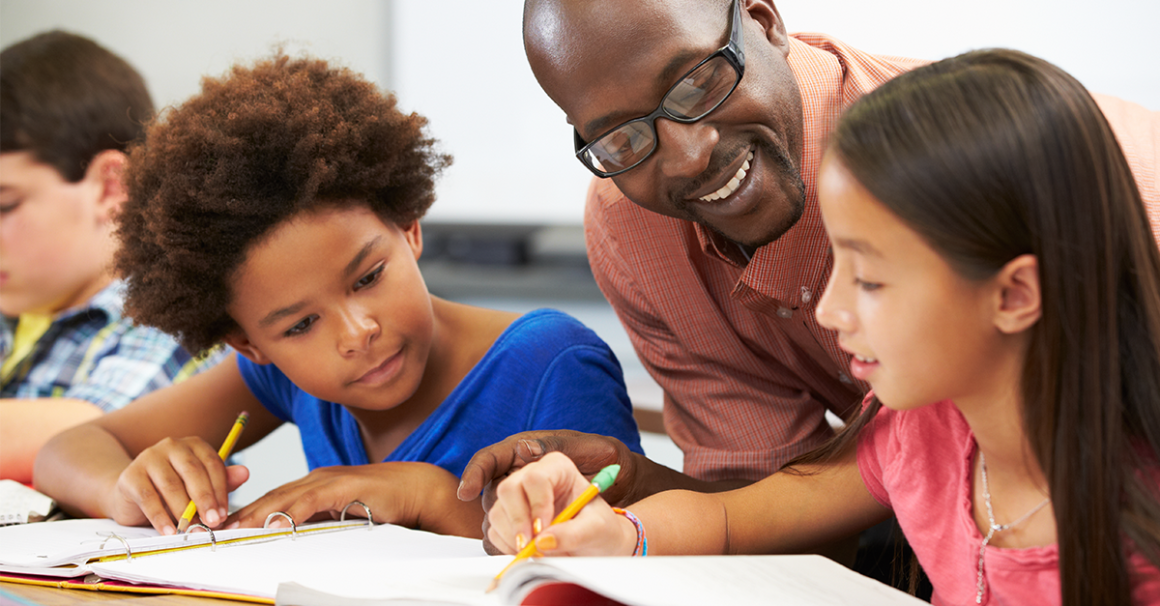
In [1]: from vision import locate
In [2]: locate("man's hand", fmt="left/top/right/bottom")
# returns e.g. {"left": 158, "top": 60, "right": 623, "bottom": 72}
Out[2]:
{"left": 457, "top": 430, "right": 643, "bottom": 507}
{"left": 457, "top": 430, "right": 647, "bottom": 552}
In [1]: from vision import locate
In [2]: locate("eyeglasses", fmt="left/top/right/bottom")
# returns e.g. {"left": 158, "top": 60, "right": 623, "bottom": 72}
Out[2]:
{"left": 573, "top": 0, "right": 746, "bottom": 178}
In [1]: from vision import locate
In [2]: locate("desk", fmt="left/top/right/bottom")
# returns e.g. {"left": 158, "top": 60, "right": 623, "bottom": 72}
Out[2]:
{"left": 0, "top": 581, "right": 256, "bottom": 605}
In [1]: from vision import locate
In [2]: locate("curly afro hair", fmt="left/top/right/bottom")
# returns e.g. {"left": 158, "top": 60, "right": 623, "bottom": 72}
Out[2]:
{"left": 116, "top": 54, "right": 451, "bottom": 354}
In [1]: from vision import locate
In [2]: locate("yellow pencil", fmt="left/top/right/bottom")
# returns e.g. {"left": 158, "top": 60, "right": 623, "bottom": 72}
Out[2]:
{"left": 175, "top": 411, "right": 249, "bottom": 533}
{"left": 486, "top": 463, "right": 620, "bottom": 592}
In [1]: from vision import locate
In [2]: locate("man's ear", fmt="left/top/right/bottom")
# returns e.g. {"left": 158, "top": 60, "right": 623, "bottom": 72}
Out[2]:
{"left": 993, "top": 254, "right": 1041, "bottom": 335}
{"left": 746, "top": 0, "right": 789, "bottom": 52}
{"left": 83, "top": 150, "right": 129, "bottom": 224}
{"left": 222, "top": 331, "right": 272, "bottom": 365}
{"left": 400, "top": 220, "right": 423, "bottom": 261}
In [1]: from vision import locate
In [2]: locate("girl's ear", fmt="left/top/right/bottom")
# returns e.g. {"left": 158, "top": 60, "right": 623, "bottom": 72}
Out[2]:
{"left": 401, "top": 220, "right": 423, "bottom": 261}
{"left": 993, "top": 254, "right": 1041, "bottom": 334}
{"left": 222, "top": 331, "right": 272, "bottom": 365}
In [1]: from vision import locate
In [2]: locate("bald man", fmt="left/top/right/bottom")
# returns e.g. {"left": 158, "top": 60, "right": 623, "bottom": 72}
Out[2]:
{"left": 460, "top": 0, "right": 1159, "bottom": 521}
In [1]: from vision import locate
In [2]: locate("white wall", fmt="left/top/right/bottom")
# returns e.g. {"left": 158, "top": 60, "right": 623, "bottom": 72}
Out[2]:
{"left": 2, "top": 0, "right": 1156, "bottom": 226}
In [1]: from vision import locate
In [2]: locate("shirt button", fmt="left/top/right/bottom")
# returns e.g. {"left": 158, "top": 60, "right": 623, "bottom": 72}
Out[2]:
{"left": 777, "top": 307, "right": 793, "bottom": 319}
{"left": 801, "top": 287, "right": 812, "bottom": 304}
{"left": 839, "top": 373, "right": 853, "bottom": 384}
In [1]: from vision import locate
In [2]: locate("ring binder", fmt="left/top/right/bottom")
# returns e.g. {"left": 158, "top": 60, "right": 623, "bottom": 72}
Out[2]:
{"left": 98, "top": 533, "right": 132, "bottom": 562}
{"left": 263, "top": 511, "right": 296, "bottom": 540}
{"left": 185, "top": 523, "right": 217, "bottom": 551}
{"left": 339, "top": 500, "right": 374, "bottom": 529}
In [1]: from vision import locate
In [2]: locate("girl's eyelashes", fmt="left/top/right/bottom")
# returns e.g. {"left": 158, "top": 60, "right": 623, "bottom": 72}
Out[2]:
{"left": 354, "top": 264, "right": 385, "bottom": 291}
{"left": 854, "top": 277, "right": 883, "bottom": 292}
{"left": 284, "top": 315, "right": 318, "bottom": 337}
{"left": 0, "top": 200, "right": 22, "bottom": 215}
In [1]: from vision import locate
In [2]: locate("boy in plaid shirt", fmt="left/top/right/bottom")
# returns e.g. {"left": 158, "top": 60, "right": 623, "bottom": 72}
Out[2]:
{"left": 0, "top": 31, "right": 224, "bottom": 484}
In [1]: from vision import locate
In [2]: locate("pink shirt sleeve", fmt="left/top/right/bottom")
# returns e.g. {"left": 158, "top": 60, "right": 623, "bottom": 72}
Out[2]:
{"left": 855, "top": 393, "right": 894, "bottom": 511}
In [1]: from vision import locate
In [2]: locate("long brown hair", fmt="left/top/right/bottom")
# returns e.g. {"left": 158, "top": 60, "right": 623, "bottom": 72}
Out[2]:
{"left": 807, "top": 49, "right": 1160, "bottom": 605}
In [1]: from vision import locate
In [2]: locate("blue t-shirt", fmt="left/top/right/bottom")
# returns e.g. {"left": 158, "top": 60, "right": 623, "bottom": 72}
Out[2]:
{"left": 237, "top": 309, "right": 643, "bottom": 476}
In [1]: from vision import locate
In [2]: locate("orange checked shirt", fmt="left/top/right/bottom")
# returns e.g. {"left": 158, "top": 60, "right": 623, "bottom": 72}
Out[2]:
{"left": 586, "top": 33, "right": 1160, "bottom": 482}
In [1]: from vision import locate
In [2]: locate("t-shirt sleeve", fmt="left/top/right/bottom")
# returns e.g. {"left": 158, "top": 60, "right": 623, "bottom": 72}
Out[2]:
{"left": 855, "top": 393, "right": 895, "bottom": 510}
{"left": 235, "top": 356, "right": 297, "bottom": 424}
{"left": 63, "top": 324, "right": 225, "bottom": 412}
{"left": 526, "top": 340, "right": 644, "bottom": 456}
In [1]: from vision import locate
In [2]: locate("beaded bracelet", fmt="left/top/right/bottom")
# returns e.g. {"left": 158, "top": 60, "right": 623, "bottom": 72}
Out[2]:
{"left": 612, "top": 508, "right": 647, "bottom": 556}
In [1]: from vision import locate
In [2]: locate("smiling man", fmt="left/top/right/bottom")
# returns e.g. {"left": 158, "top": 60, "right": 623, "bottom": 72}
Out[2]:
{"left": 460, "top": 0, "right": 1159, "bottom": 513}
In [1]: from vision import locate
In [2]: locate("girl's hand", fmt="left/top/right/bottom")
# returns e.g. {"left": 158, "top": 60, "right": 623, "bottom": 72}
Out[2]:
{"left": 486, "top": 452, "right": 637, "bottom": 557}
{"left": 224, "top": 462, "right": 483, "bottom": 538}
{"left": 105, "top": 436, "right": 249, "bottom": 535}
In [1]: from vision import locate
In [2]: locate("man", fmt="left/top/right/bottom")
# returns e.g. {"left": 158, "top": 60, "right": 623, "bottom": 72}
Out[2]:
{"left": 459, "top": 0, "right": 1159, "bottom": 509}
{"left": 0, "top": 31, "right": 225, "bottom": 483}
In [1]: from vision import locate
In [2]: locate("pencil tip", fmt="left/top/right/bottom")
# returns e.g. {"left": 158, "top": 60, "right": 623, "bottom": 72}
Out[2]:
{"left": 175, "top": 519, "right": 190, "bottom": 534}
{"left": 485, "top": 579, "right": 498, "bottom": 593}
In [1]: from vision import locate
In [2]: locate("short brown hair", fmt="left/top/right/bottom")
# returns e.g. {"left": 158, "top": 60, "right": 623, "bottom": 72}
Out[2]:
{"left": 0, "top": 30, "right": 154, "bottom": 181}
{"left": 116, "top": 54, "right": 451, "bottom": 353}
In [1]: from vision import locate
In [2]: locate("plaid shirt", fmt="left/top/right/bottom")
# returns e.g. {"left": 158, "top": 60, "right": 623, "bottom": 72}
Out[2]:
{"left": 0, "top": 281, "right": 225, "bottom": 411}
{"left": 587, "top": 34, "right": 1160, "bottom": 482}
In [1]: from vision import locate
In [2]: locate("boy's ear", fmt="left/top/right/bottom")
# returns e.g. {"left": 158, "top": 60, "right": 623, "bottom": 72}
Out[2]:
{"left": 993, "top": 254, "right": 1041, "bottom": 334}
{"left": 83, "top": 150, "right": 129, "bottom": 224}
{"left": 222, "top": 331, "right": 273, "bottom": 365}
{"left": 401, "top": 220, "right": 423, "bottom": 260}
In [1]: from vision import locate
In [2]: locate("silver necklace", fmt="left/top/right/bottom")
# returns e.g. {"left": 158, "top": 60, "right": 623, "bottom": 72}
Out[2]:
{"left": 976, "top": 451, "right": 1051, "bottom": 604}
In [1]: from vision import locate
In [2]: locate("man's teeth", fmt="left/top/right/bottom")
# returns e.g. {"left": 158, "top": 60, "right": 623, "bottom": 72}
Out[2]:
{"left": 700, "top": 151, "right": 754, "bottom": 202}
{"left": 855, "top": 355, "right": 878, "bottom": 363}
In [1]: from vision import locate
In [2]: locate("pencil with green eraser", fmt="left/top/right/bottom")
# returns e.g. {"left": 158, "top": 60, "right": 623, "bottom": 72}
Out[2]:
{"left": 486, "top": 463, "right": 621, "bottom": 592}
{"left": 175, "top": 411, "right": 249, "bottom": 533}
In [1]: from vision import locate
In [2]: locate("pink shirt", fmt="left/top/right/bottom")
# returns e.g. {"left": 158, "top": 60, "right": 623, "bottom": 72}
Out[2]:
{"left": 857, "top": 399, "right": 1160, "bottom": 605}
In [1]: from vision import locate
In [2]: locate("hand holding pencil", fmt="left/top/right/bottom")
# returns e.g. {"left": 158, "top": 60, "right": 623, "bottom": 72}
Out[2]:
{"left": 486, "top": 454, "right": 630, "bottom": 590}
{"left": 175, "top": 412, "right": 250, "bottom": 533}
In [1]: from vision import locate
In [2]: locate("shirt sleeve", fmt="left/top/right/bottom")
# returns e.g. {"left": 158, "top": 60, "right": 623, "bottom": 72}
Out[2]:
{"left": 236, "top": 355, "right": 297, "bottom": 424}
{"left": 585, "top": 179, "right": 836, "bottom": 482}
{"left": 62, "top": 322, "right": 225, "bottom": 412}
{"left": 855, "top": 395, "right": 896, "bottom": 510}
{"left": 526, "top": 339, "right": 644, "bottom": 456}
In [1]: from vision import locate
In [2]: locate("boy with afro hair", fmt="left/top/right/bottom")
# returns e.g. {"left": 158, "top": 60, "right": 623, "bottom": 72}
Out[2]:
{"left": 35, "top": 53, "right": 642, "bottom": 538}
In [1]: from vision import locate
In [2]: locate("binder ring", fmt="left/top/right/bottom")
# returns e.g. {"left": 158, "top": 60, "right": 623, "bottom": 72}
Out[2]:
{"left": 99, "top": 533, "right": 132, "bottom": 562}
{"left": 339, "top": 500, "right": 374, "bottom": 529}
{"left": 185, "top": 523, "right": 217, "bottom": 551}
{"left": 263, "top": 511, "right": 297, "bottom": 540}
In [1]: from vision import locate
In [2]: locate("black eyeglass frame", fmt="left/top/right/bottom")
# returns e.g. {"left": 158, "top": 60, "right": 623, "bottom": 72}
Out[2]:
{"left": 573, "top": 0, "right": 747, "bottom": 178}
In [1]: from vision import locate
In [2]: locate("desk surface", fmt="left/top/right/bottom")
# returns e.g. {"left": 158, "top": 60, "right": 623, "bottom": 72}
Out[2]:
{"left": 0, "top": 581, "right": 255, "bottom": 605}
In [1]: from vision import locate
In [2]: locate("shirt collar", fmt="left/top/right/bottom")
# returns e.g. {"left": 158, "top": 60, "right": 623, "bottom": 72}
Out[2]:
{"left": 693, "top": 35, "right": 844, "bottom": 307}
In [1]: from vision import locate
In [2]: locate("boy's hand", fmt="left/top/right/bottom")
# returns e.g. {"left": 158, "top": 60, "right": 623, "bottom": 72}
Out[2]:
{"left": 486, "top": 452, "right": 637, "bottom": 557}
{"left": 106, "top": 436, "right": 249, "bottom": 535}
{"left": 223, "top": 462, "right": 484, "bottom": 539}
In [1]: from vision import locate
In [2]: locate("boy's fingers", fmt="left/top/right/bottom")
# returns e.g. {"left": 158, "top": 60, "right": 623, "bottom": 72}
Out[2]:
{"left": 120, "top": 468, "right": 178, "bottom": 534}
{"left": 167, "top": 447, "right": 223, "bottom": 527}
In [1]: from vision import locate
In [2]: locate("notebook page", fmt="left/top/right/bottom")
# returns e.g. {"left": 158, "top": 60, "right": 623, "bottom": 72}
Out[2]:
{"left": 500, "top": 555, "right": 928, "bottom": 606}
{"left": 90, "top": 523, "right": 491, "bottom": 600}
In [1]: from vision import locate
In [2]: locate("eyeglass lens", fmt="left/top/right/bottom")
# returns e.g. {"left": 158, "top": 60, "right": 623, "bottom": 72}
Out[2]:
{"left": 581, "top": 55, "right": 739, "bottom": 175}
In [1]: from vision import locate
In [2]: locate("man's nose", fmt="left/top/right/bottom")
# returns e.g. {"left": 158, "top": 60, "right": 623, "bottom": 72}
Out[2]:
{"left": 652, "top": 118, "right": 718, "bottom": 180}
